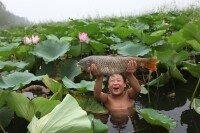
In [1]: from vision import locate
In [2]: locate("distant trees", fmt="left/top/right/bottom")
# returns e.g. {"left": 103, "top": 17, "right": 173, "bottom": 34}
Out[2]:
{"left": 0, "top": 1, "right": 31, "bottom": 27}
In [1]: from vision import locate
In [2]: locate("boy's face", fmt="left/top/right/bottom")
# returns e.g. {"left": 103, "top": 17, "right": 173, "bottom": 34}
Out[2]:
{"left": 108, "top": 74, "right": 126, "bottom": 96}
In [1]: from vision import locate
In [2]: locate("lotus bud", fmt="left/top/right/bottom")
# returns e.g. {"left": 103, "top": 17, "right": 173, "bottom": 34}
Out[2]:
{"left": 32, "top": 35, "right": 40, "bottom": 44}
{"left": 24, "top": 36, "right": 32, "bottom": 45}
{"left": 79, "top": 32, "right": 88, "bottom": 42}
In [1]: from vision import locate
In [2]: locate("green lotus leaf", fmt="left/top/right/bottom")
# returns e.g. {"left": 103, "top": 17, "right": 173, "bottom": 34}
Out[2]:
{"left": 0, "top": 60, "right": 28, "bottom": 71}
{"left": 32, "top": 97, "right": 60, "bottom": 118}
{"left": 115, "top": 41, "right": 151, "bottom": 56}
{"left": 168, "top": 29, "right": 187, "bottom": 51}
{"left": 68, "top": 43, "right": 91, "bottom": 57}
{"left": 148, "top": 72, "right": 170, "bottom": 87}
{"left": 113, "top": 27, "right": 133, "bottom": 39}
{"left": 151, "top": 30, "right": 166, "bottom": 36}
{"left": 77, "top": 22, "right": 100, "bottom": 35}
{"left": 31, "top": 39, "right": 70, "bottom": 63}
{"left": 58, "top": 59, "right": 81, "bottom": 81}
{"left": 89, "top": 40, "right": 109, "bottom": 54}
{"left": 182, "top": 62, "right": 200, "bottom": 78}
{"left": 6, "top": 91, "right": 36, "bottom": 122}
{"left": 169, "top": 64, "right": 187, "bottom": 83}
{"left": 0, "top": 71, "right": 43, "bottom": 90}
{"left": 182, "top": 20, "right": 200, "bottom": 43}
{"left": 28, "top": 94, "right": 92, "bottom": 133}
{"left": 194, "top": 98, "right": 200, "bottom": 114}
{"left": 186, "top": 40, "right": 200, "bottom": 52}
{"left": 36, "top": 62, "right": 56, "bottom": 76}
{"left": 98, "top": 34, "right": 121, "bottom": 45}
{"left": 0, "top": 107, "right": 14, "bottom": 128}
{"left": 15, "top": 45, "right": 31, "bottom": 60}
{"left": 88, "top": 114, "right": 108, "bottom": 133}
{"left": 157, "top": 50, "right": 189, "bottom": 65}
{"left": 110, "top": 41, "right": 129, "bottom": 51}
{"left": 0, "top": 43, "right": 19, "bottom": 60}
{"left": 62, "top": 77, "right": 97, "bottom": 92}
{"left": 0, "top": 90, "right": 11, "bottom": 107}
{"left": 46, "top": 34, "right": 59, "bottom": 41}
{"left": 60, "top": 36, "right": 73, "bottom": 42}
{"left": 138, "top": 108, "right": 176, "bottom": 130}
{"left": 74, "top": 95, "right": 108, "bottom": 114}
{"left": 141, "top": 33, "right": 162, "bottom": 45}
{"left": 42, "top": 75, "right": 65, "bottom": 100}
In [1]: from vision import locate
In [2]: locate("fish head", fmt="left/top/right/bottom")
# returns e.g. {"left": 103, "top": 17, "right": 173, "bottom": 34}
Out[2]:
{"left": 77, "top": 57, "right": 92, "bottom": 69}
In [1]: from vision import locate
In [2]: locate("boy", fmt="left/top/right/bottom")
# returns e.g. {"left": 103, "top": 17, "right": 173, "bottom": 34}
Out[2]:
{"left": 88, "top": 60, "right": 141, "bottom": 131}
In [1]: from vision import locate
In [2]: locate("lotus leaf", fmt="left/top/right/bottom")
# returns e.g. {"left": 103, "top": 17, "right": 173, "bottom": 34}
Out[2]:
{"left": 6, "top": 91, "right": 36, "bottom": 121}
{"left": 31, "top": 39, "right": 70, "bottom": 63}
{"left": 0, "top": 107, "right": 14, "bottom": 128}
{"left": 0, "top": 90, "right": 11, "bottom": 107}
{"left": 74, "top": 95, "right": 108, "bottom": 114}
{"left": 157, "top": 50, "right": 189, "bottom": 65}
{"left": 169, "top": 65, "right": 187, "bottom": 83}
{"left": 46, "top": 34, "right": 59, "bottom": 41}
{"left": 113, "top": 27, "right": 133, "bottom": 39}
{"left": 88, "top": 114, "right": 108, "bottom": 133}
{"left": 138, "top": 108, "right": 176, "bottom": 130}
{"left": 194, "top": 98, "right": 200, "bottom": 114}
{"left": 28, "top": 94, "right": 92, "bottom": 133}
{"left": 182, "top": 62, "right": 200, "bottom": 78}
{"left": 58, "top": 59, "right": 81, "bottom": 81}
{"left": 183, "top": 20, "right": 200, "bottom": 43}
{"left": 32, "top": 97, "right": 60, "bottom": 118}
{"left": 0, "top": 71, "right": 43, "bottom": 90}
{"left": 116, "top": 41, "right": 151, "bottom": 56}
{"left": 42, "top": 75, "right": 65, "bottom": 100}
{"left": 89, "top": 40, "right": 109, "bottom": 54}
{"left": 62, "top": 76, "right": 98, "bottom": 92}
{"left": 0, "top": 60, "right": 27, "bottom": 71}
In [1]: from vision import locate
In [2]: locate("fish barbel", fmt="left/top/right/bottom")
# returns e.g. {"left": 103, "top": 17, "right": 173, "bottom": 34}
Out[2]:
{"left": 78, "top": 55, "right": 159, "bottom": 75}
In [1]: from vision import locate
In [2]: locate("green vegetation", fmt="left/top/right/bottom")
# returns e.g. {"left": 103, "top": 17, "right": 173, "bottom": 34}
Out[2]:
{"left": 0, "top": 4, "right": 200, "bottom": 133}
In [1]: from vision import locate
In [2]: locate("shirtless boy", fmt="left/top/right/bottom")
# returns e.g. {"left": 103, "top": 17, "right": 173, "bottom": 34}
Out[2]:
{"left": 88, "top": 60, "right": 141, "bottom": 125}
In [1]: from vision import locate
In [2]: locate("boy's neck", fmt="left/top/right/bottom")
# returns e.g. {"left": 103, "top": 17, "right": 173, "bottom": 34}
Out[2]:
{"left": 111, "top": 91, "right": 125, "bottom": 98}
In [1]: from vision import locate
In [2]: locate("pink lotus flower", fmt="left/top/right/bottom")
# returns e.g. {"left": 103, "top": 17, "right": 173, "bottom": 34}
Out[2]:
{"left": 79, "top": 32, "right": 88, "bottom": 42}
{"left": 32, "top": 35, "right": 40, "bottom": 44}
{"left": 24, "top": 36, "right": 32, "bottom": 45}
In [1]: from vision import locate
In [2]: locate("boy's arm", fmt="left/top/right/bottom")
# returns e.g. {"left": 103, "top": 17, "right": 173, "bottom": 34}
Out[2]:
{"left": 88, "top": 64, "right": 108, "bottom": 103}
{"left": 125, "top": 60, "right": 141, "bottom": 99}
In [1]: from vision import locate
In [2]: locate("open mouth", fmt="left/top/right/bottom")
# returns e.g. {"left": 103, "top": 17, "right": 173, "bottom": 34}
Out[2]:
{"left": 113, "top": 87, "right": 119, "bottom": 90}
{"left": 113, "top": 86, "right": 120, "bottom": 92}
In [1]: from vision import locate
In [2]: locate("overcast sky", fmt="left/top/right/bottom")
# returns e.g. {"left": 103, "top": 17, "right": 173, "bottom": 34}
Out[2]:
{"left": 1, "top": 0, "right": 199, "bottom": 23}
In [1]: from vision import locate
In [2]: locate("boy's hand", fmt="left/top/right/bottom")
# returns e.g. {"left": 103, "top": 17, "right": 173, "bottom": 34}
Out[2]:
{"left": 125, "top": 60, "right": 137, "bottom": 76}
{"left": 87, "top": 64, "right": 102, "bottom": 77}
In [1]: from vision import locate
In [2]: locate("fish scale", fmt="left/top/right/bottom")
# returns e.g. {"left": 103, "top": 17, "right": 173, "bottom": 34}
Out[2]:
{"left": 78, "top": 55, "right": 159, "bottom": 75}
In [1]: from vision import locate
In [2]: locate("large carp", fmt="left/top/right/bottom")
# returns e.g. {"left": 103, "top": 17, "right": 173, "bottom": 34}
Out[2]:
{"left": 78, "top": 55, "right": 159, "bottom": 75}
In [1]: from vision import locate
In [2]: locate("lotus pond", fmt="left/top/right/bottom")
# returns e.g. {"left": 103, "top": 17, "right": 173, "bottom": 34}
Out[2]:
{"left": 0, "top": 10, "right": 200, "bottom": 133}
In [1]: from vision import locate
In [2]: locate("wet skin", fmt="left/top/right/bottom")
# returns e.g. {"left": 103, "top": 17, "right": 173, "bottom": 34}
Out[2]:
{"left": 88, "top": 60, "right": 141, "bottom": 125}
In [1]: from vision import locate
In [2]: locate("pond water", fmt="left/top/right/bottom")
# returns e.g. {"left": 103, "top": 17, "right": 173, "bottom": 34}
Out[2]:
{"left": 100, "top": 76, "right": 200, "bottom": 133}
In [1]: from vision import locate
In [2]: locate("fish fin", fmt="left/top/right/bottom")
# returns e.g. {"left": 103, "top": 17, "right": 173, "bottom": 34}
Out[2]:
{"left": 144, "top": 59, "right": 159, "bottom": 71}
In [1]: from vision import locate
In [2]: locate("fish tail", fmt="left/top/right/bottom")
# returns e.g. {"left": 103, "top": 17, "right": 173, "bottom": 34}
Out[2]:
{"left": 143, "top": 58, "right": 159, "bottom": 71}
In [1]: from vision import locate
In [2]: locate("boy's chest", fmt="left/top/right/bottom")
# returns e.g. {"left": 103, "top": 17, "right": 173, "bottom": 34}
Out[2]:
{"left": 105, "top": 96, "right": 134, "bottom": 109}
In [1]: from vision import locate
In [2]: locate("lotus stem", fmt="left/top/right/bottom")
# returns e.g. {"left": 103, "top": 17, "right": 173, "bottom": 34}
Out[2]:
{"left": 190, "top": 77, "right": 200, "bottom": 107}
{"left": 0, "top": 124, "right": 6, "bottom": 133}
{"left": 147, "top": 70, "right": 152, "bottom": 104}
{"left": 80, "top": 43, "right": 83, "bottom": 58}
